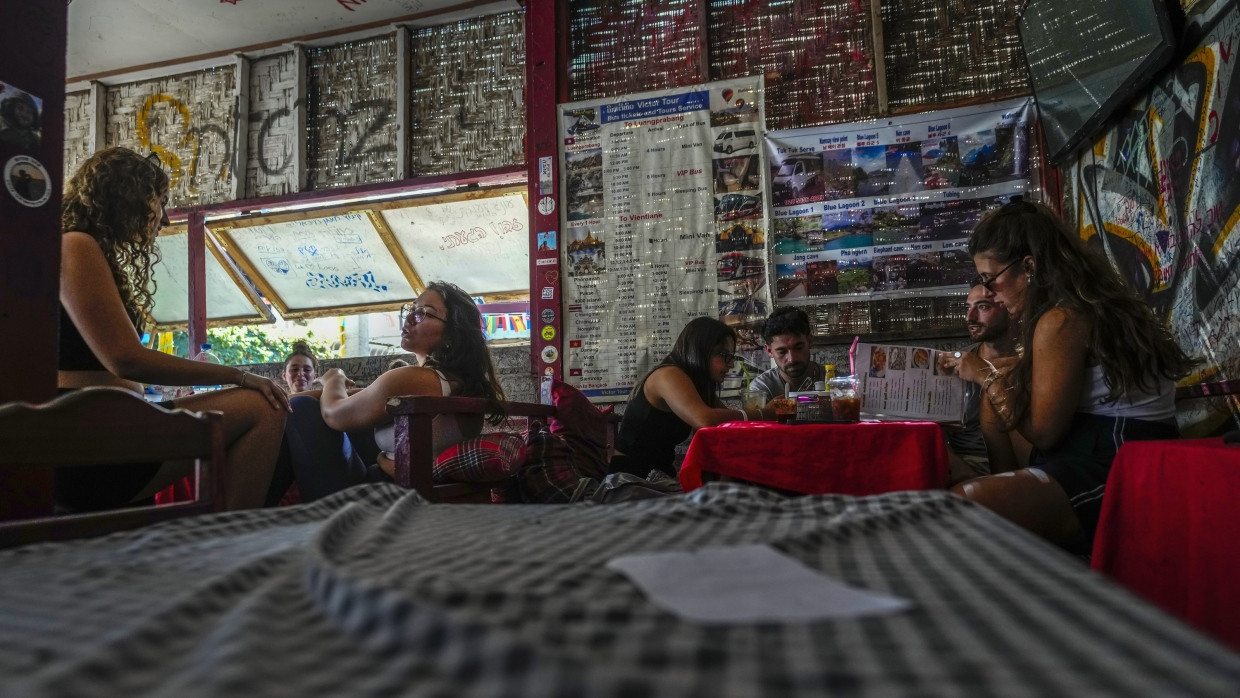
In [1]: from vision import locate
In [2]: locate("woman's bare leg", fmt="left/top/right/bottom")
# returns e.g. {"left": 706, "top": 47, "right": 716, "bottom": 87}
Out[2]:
{"left": 951, "top": 469, "right": 1083, "bottom": 546}
{"left": 170, "top": 387, "right": 288, "bottom": 509}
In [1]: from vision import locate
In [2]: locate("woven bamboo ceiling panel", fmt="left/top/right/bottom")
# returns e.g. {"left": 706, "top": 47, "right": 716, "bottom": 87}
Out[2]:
{"left": 568, "top": 0, "right": 707, "bottom": 102}
{"left": 409, "top": 12, "right": 526, "bottom": 176}
{"left": 708, "top": 0, "right": 879, "bottom": 131}
{"left": 881, "top": 0, "right": 1029, "bottom": 111}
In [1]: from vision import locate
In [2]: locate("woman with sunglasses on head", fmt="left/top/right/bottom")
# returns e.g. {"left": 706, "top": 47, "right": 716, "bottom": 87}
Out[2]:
{"left": 283, "top": 281, "right": 506, "bottom": 500}
{"left": 940, "top": 200, "right": 1192, "bottom": 552}
{"left": 58, "top": 147, "right": 291, "bottom": 512}
{"left": 609, "top": 316, "right": 754, "bottom": 479}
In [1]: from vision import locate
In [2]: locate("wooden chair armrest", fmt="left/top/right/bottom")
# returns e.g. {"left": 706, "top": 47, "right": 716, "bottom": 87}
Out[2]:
{"left": 385, "top": 396, "right": 555, "bottom": 501}
{"left": 0, "top": 387, "right": 227, "bottom": 547}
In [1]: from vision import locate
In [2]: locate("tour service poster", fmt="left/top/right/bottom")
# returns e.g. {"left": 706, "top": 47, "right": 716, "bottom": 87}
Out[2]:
{"left": 765, "top": 98, "right": 1032, "bottom": 308}
{"left": 855, "top": 342, "right": 964, "bottom": 422}
{"left": 559, "top": 77, "right": 770, "bottom": 401}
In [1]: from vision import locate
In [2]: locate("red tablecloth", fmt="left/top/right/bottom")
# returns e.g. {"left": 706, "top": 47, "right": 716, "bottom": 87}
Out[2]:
{"left": 1092, "top": 437, "right": 1240, "bottom": 652}
{"left": 680, "top": 421, "right": 949, "bottom": 495}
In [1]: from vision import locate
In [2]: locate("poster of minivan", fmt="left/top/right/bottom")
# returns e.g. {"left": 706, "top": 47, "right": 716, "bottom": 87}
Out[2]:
{"left": 712, "top": 127, "right": 758, "bottom": 155}
{"left": 771, "top": 153, "right": 825, "bottom": 206}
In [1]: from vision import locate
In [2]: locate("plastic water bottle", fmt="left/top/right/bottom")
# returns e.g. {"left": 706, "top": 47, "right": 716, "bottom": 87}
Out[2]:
{"left": 193, "top": 343, "right": 223, "bottom": 392}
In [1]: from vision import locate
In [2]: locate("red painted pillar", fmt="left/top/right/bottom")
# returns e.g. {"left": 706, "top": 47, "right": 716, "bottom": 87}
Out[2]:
{"left": 187, "top": 210, "right": 208, "bottom": 353}
{"left": 525, "top": 0, "right": 566, "bottom": 396}
{"left": 0, "top": 1, "right": 68, "bottom": 518}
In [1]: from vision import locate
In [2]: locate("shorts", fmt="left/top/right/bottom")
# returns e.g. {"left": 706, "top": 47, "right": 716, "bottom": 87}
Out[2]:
{"left": 1031, "top": 412, "right": 1178, "bottom": 541}
{"left": 53, "top": 393, "right": 180, "bottom": 513}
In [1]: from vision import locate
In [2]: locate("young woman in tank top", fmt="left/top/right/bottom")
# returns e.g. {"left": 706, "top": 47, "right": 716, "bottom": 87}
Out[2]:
{"left": 283, "top": 281, "right": 506, "bottom": 501}
{"left": 609, "top": 317, "right": 755, "bottom": 478}
{"left": 58, "top": 147, "right": 290, "bottom": 511}
{"left": 939, "top": 200, "right": 1192, "bottom": 551}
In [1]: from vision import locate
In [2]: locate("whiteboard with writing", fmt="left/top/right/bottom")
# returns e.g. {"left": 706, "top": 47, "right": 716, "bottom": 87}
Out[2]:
{"left": 382, "top": 193, "right": 529, "bottom": 294}
{"left": 219, "top": 212, "right": 416, "bottom": 316}
{"left": 148, "top": 230, "right": 270, "bottom": 327}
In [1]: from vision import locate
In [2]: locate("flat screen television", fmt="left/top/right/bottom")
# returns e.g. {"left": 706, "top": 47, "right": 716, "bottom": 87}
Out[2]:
{"left": 1019, "top": 0, "right": 1177, "bottom": 165}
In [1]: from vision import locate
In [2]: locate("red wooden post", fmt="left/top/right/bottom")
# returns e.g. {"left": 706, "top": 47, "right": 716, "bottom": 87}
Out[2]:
{"left": 0, "top": 0, "right": 68, "bottom": 519}
{"left": 187, "top": 210, "right": 208, "bottom": 353}
{"left": 526, "top": 0, "right": 565, "bottom": 390}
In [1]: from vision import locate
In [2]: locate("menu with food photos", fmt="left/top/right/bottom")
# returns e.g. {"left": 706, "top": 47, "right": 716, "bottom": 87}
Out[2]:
{"left": 856, "top": 342, "right": 964, "bottom": 422}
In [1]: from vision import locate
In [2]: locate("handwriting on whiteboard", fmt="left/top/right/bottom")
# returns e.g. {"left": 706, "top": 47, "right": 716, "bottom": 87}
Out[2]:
{"left": 439, "top": 218, "right": 525, "bottom": 251}
{"left": 305, "top": 270, "right": 389, "bottom": 292}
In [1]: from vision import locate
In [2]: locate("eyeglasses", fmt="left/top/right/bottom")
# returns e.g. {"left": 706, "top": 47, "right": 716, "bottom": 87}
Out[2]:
{"left": 400, "top": 303, "right": 446, "bottom": 325}
{"left": 715, "top": 350, "right": 737, "bottom": 365}
{"left": 972, "top": 259, "right": 1020, "bottom": 291}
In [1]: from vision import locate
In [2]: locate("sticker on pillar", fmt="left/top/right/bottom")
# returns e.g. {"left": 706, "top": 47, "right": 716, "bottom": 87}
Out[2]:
{"left": 537, "top": 196, "right": 556, "bottom": 215}
{"left": 537, "top": 230, "right": 557, "bottom": 252}
{"left": 541, "top": 345, "right": 559, "bottom": 363}
{"left": 0, "top": 82, "right": 44, "bottom": 151}
{"left": 539, "top": 157, "right": 554, "bottom": 195}
{"left": 541, "top": 286, "right": 555, "bottom": 300}
{"left": 541, "top": 325, "right": 556, "bottom": 341}
{"left": 4, "top": 155, "right": 50, "bottom": 208}
{"left": 540, "top": 308, "right": 556, "bottom": 324}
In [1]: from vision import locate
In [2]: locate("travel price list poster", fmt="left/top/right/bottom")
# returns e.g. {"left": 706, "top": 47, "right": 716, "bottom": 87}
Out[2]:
{"left": 559, "top": 77, "right": 766, "bottom": 400}
{"left": 765, "top": 97, "right": 1032, "bottom": 309}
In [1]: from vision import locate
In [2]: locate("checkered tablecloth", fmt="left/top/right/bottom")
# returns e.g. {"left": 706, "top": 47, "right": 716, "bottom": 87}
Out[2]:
{"left": 1, "top": 484, "right": 1237, "bottom": 696}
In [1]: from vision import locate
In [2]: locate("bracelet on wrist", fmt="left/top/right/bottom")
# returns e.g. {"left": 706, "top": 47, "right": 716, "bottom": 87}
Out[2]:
{"left": 982, "top": 368, "right": 1003, "bottom": 390}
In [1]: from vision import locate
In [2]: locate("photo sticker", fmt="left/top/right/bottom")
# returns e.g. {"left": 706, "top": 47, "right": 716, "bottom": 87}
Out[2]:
{"left": 4, "top": 155, "right": 50, "bottom": 207}
{"left": 0, "top": 81, "right": 43, "bottom": 151}
{"left": 541, "top": 345, "right": 559, "bottom": 363}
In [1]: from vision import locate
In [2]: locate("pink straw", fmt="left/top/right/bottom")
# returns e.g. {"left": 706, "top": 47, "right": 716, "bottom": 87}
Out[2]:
{"left": 849, "top": 335, "right": 859, "bottom": 377}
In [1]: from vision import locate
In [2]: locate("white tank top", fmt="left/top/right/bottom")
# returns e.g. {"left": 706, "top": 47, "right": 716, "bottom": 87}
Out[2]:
{"left": 373, "top": 370, "right": 480, "bottom": 458}
{"left": 1076, "top": 364, "right": 1175, "bottom": 421}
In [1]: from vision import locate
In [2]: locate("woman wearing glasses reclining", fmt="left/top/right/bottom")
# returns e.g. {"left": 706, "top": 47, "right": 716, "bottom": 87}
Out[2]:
{"left": 58, "top": 148, "right": 291, "bottom": 512}
{"left": 608, "top": 317, "right": 757, "bottom": 480}
{"left": 939, "top": 200, "right": 1192, "bottom": 553}
{"left": 283, "top": 281, "right": 507, "bottom": 500}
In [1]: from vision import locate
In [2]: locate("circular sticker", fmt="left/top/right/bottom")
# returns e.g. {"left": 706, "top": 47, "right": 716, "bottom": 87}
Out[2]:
{"left": 537, "top": 196, "right": 556, "bottom": 215}
{"left": 4, "top": 155, "right": 51, "bottom": 208}
{"left": 541, "top": 345, "right": 559, "bottom": 363}
{"left": 540, "top": 307, "right": 556, "bottom": 324}
{"left": 540, "top": 325, "right": 556, "bottom": 341}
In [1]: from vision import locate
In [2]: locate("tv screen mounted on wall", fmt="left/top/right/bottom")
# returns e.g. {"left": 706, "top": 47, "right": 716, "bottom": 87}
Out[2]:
{"left": 1019, "top": 0, "right": 1177, "bottom": 165}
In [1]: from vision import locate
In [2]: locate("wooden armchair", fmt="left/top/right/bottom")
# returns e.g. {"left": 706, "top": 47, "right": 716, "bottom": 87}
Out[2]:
{"left": 386, "top": 395, "right": 619, "bottom": 503}
{"left": 0, "top": 387, "right": 227, "bottom": 549}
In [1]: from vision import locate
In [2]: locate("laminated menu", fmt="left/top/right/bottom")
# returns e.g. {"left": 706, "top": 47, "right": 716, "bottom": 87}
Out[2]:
{"left": 855, "top": 342, "right": 964, "bottom": 422}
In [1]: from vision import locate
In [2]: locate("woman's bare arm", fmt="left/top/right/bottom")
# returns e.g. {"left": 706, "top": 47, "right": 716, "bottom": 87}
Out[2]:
{"left": 1017, "top": 307, "right": 1091, "bottom": 449}
{"left": 645, "top": 366, "right": 744, "bottom": 429}
{"left": 319, "top": 365, "right": 442, "bottom": 432}
{"left": 60, "top": 233, "right": 264, "bottom": 392}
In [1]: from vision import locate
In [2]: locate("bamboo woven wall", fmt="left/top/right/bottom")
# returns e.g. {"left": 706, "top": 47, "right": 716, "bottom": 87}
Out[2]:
{"left": 305, "top": 35, "right": 401, "bottom": 189}
{"left": 408, "top": 12, "right": 526, "bottom": 176}
{"left": 246, "top": 51, "right": 300, "bottom": 198}
{"left": 62, "top": 90, "right": 92, "bottom": 184}
{"left": 103, "top": 66, "right": 238, "bottom": 206}
{"left": 568, "top": 0, "right": 706, "bottom": 102}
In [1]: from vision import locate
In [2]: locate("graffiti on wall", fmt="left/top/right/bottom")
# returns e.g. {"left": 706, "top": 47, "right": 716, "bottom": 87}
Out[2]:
{"left": 1065, "top": 8, "right": 1240, "bottom": 431}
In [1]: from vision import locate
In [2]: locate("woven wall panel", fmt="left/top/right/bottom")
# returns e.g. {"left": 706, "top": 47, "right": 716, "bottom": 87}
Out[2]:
{"left": 104, "top": 66, "right": 238, "bottom": 206}
{"left": 881, "top": 0, "right": 1029, "bottom": 110}
{"left": 306, "top": 35, "right": 400, "bottom": 189}
{"left": 568, "top": 0, "right": 706, "bottom": 102}
{"left": 708, "top": 0, "right": 878, "bottom": 131}
{"left": 63, "top": 90, "right": 92, "bottom": 183}
{"left": 408, "top": 12, "right": 526, "bottom": 177}
{"left": 246, "top": 52, "right": 300, "bottom": 198}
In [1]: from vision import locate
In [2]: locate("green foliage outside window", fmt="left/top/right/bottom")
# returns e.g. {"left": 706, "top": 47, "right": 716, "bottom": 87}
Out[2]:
{"left": 171, "top": 326, "right": 336, "bottom": 366}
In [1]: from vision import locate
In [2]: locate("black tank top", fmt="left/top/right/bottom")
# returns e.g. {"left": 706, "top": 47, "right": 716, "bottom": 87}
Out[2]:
{"left": 615, "top": 377, "right": 693, "bottom": 474}
{"left": 59, "top": 305, "right": 107, "bottom": 371}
